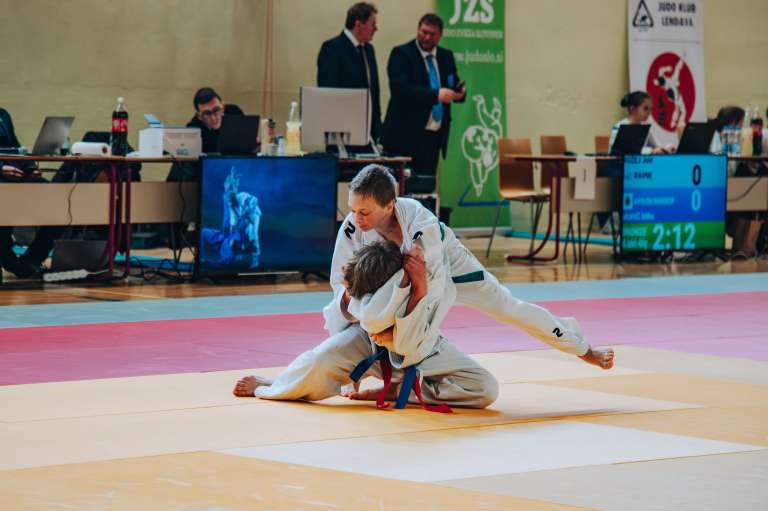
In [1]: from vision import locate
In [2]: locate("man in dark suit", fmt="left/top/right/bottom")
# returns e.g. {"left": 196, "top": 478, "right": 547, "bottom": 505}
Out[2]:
{"left": 382, "top": 13, "right": 465, "bottom": 189}
{"left": 317, "top": 2, "right": 381, "bottom": 144}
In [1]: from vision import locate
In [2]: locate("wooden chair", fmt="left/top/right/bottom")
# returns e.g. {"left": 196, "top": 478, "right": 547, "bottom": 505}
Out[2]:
{"left": 540, "top": 135, "right": 583, "bottom": 262}
{"left": 487, "top": 138, "right": 548, "bottom": 257}
{"left": 594, "top": 135, "right": 610, "bottom": 154}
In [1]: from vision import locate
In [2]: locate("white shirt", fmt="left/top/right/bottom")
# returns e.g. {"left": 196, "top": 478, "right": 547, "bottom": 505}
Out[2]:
{"left": 344, "top": 28, "right": 371, "bottom": 87}
{"left": 416, "top": 41, "right": 442, "bottom": 132}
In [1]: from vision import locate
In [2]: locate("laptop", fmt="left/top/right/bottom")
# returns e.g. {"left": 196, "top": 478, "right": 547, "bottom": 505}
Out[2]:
{"left": 29, "top": 116, "right": 75, "bottom": 155}
{"left": 50, "top": 239, "right": 108, "bottom": 272}
{"left": 610, "top": 124, "right": 651, "bottom": 156}
{"left": 676, "top": 121, "right": 717, "bottom": 154}
{"left": 217, "top": 115, "right": 260, "bottom": 155}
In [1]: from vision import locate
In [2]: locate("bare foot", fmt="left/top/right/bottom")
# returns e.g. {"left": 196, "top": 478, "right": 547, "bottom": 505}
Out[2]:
{"left": 342, "top": 385, "right": 400, "bottom": 401}
{"left": 579, "top": 347, "right": 614, "bottom": 370}
{"left": 233, "top": 375, "right": 273, "bottom": 397}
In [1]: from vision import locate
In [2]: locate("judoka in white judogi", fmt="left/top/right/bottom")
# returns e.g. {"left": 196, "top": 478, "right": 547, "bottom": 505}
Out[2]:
{"left": 329, "top": 197, "right": 592, "bottom": 357}
{"left": 234, "top": 165, "right": 611, "bottom": 405}
{"left": 248, "top": 239, "right": 499, "bottom": 409}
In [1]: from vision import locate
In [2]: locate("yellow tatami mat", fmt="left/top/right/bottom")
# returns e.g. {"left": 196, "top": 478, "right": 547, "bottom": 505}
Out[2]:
{"left": 438, "top": 450, "right": 768, "bottom": 511}
{"left": 539, "top": 372, "right": 768, "bottom": 446}
{"left": 524, "top": 345, "right": 768, "bottom": 385}
{"left": 221, "top": 419, "right": 762, "bottom": 482}
{"left": 540, "top": 372, "right": 768, "bottom": 408}
{"left": 0, "top": 351, "right": 641, "bottom": 423}
{"left": 0, "top": 379, "right": 696, "bottom": 470}
{"left": 2, "top": 348, "right": 765, "bottom": 510}
{"left": 0, "top": 352, "right": 698, "bottom": 472}
{"left": 0, "top": 451, "right": 596, "bottom": 511}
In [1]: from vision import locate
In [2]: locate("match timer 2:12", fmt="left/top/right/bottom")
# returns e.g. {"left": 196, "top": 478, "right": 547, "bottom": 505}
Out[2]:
{"left": 622, "top": 154, "right": 727, "bottom": 252}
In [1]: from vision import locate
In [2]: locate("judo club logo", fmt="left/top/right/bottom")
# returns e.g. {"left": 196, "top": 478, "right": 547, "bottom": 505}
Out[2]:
{"left": 646, "top": 52, "right": 695, "bottom": 132}
{"left": 461, "top": 94, "right": 503, "bottom": 196}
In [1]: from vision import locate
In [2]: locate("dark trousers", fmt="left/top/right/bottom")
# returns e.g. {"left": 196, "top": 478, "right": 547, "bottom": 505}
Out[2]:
{"left": 411, "top": 130, "right": 442, "bottom": 176}
{"left": 401, "top": 130, "right": 442, "bottom": 194}
{"left": 0, "top": 174, "right": 48, "bottom": 276}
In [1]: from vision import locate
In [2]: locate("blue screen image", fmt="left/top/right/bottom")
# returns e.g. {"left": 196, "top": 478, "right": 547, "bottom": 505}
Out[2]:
{"left": 198, "top": 156, "right": 337, "bottom": 275}
{"left": 622, "top": 154, "right": 727, "bottom": 252}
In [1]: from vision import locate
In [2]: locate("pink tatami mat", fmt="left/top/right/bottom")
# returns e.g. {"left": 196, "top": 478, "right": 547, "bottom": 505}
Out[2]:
{"left": 1, "top": 292, "right": 765, "bottom": 385}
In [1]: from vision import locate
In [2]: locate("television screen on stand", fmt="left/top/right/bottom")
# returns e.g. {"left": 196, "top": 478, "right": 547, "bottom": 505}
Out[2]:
{"left": 197, "top": 155, "right": 338, "bottom": 276}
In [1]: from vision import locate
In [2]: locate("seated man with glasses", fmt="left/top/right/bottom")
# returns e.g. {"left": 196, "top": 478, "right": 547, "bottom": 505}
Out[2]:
{"left": 189, "top": 86, "right": 244, "bottom": 155}
{"left": 167, "top": 87, "right": 244, "bottom": 182}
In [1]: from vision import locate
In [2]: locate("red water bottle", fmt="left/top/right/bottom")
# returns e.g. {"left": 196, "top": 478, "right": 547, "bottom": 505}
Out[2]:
{"left": 751, "top": 106, "right": 763, "bottom": 156}
{"left": 111, "top": 97, "right": 128, "bottom": 156}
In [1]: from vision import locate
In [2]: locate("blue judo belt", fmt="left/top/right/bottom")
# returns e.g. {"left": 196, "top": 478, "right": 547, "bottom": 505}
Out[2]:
{"left": 349, "top": 346, "right": 452, "bottom": 413}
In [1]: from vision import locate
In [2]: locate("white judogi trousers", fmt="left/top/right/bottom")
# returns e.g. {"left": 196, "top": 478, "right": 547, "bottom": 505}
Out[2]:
{"left": 442, "top": 227, "right": 590, "bottom": 356}
{"left": 254, "top": 325, "right": 498, "bottom": 409}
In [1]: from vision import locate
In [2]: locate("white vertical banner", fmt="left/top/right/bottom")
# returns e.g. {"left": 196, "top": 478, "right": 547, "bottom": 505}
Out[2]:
{"left": 628, "top": 0, "right": 706, "bottom": 146}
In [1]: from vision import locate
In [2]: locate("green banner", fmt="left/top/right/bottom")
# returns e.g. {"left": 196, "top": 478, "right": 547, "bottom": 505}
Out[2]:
{"left": 437, "top": 0, "right": 507, "bottom": 227}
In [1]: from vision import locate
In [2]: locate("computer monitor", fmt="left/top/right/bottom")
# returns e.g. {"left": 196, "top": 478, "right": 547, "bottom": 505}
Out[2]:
{"left": 300, "top": 86, "right": 371, "bottom": 155}
{"left": 218, "top": 115, "right": 261, "bottom": 155}
{"left": 676, "top": 121, "right": 717, "bottom": 154}
{"left": 621, "top": 154, "right": 727, "bottom": 253}
{"left": 197, "top": 155, "right": 338, "bottom": 276}
{"left": 30, "top": 116, "right": 75, "bottom": 155}
{"left": 610, "top": 124, "right": 651, "bottom": 156}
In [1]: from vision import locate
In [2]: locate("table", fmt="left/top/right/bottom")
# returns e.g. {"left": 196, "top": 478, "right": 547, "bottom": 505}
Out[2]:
{"left": 0, "top": 155, "right": 197, "bottom": 279}
{"left": 501, "top": 154, "right": 768, "bottom": 262}
{"left": 501, "top": 155, "right": 619, "bottom": 262}
{"left": 0, "top": 154, "right": 411, "bottom": 281}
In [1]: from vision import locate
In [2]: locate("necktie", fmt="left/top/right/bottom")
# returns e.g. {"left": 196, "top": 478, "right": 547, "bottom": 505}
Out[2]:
{"left": 425, "top": 55, "right": 443, "bottom": 122}
{"left": 358, "top": 45, "right": 371, "bottom": 86}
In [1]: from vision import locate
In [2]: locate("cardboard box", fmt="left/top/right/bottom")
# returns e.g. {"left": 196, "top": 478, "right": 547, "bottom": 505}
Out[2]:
{"left": 138, "top": 128, "right": 202, "bottom": 157}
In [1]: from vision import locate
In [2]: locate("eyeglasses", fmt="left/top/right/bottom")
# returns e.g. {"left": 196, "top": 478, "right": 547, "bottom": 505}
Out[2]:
{"left": 200, "top": 106, "right": 224, "bottom": 118}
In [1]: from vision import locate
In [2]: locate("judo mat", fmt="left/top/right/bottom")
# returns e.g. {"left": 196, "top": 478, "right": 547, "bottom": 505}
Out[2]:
{"left": 1, "top": 274, "right": 767, "bottom": 510}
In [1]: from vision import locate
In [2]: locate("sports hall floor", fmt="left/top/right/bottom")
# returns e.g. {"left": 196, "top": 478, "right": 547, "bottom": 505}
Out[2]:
{"left": 1, "top": 236, "right": 767, "bottom": 510}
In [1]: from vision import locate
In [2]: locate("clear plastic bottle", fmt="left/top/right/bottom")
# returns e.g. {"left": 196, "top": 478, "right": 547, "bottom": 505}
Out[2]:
{"left": 285, "top": 101, "right": 301, "bottom": 155}
{"left": 740, "top": 106, "right": 752, "bottom": 156}
{"left": 721, "top": 126, "right": 732, "bottom": 155}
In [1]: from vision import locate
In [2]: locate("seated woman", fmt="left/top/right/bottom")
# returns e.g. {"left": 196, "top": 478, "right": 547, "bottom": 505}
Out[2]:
{"left": 710, "top": 105, "right": 745, "bottom": 156}
{"left": 599, "top": 91, "right": 671, "bottom": 231}
{"left": 714, "top": 106, "right": 766, "bottom": 257}
{"left": 608, "top": 91, "right": 671, "bottom": 156}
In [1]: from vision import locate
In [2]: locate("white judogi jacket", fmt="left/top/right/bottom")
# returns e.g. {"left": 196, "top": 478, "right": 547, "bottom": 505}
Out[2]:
{"left": 322, "top": 198, "right": 454, "bottom": 368}
{"left": 323, "top": 197, "right": 591, "bottom": 358}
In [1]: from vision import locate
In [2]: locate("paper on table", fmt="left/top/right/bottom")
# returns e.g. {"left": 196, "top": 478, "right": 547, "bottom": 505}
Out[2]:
{"left": 569, "top": 157, "right": 596, "bottom": 200}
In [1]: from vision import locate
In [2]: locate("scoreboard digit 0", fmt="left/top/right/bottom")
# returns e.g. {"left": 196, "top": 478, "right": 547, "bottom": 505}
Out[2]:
{"left": 621, "top": 155, "right": 727, "bottom": 252}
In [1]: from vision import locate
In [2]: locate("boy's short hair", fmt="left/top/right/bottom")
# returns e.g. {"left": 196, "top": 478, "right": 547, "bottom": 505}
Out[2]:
{"left": 348, "top": 164, "right": 397, "bottom": 206}
{"left": 343, "top": 240, "right": 403, "bottom": 299}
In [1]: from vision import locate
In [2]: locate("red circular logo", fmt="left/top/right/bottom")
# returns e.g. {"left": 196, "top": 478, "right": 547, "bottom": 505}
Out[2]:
{"left": 646, "top": 52, "right": 695, "bottom": 132}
